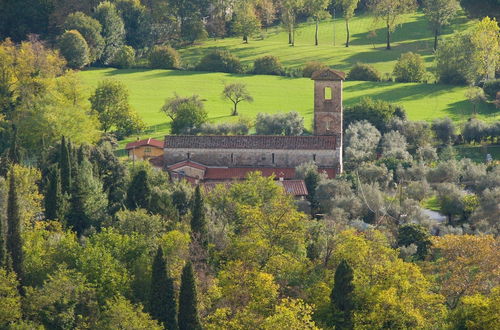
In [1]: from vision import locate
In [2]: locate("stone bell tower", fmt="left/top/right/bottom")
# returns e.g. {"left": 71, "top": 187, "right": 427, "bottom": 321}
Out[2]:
{"left": 311, "top": 68, "right": 345, "bottom": 172}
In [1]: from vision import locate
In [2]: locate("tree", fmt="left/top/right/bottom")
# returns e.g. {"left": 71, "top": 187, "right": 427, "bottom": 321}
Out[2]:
{"left": 381, "top": 130, "right": 412, "bottom": 160}
{"left": 161, "top": 94, "right": 208, "bottom": 134}
{"left": 262, "top": 298, "right": 319, "bottom": 330}
{"left": 334, "top": 0, "right": 360, "bottom": 47}
{"left": 90, "top": 79, "right": 143, "bottom": 133}
{"left": 190, "top": 186, "right": 207, "bottom": 246}
{"left": 178, "top": 262, "right": 202, "bottom": 330}
{"left": 94, "top": 1, "right": 125, "bottom": 64}
{"left": 397, "top": 224, "right": 431, "bottom": 260}
{"left": 308, "top": 0, "right": 330, "bottom": 46}
{"left": 305, "top": 170, "right": 321, "bottom": 217}
{"left": 58, "top": 30, "right": 90, "bottom": 69}
{"left": 233, "top": 1, "right": 261, "bottom": 43}
{"left": 7, "top": 126, "right": 21, "bottom": 165}
{"left": 110, "top": 45, "right": 135, "bottom": 69}
{"left": 115, "top": 0, "right": 153, "bottom": 49}
{"left": 392, "top": 52, "right": 426, "bottom": 82}
{"left": 432, "top": 117, "right": 455, "bottom": 144}
{"left": 469, "top": 17, "right": 500, "bottom": 81}
{"left": 222, "top": 83, "right": 254, "bottom": 116}
{"left": 7, "top": 170, "right": 24, "bottom": 289}
{"left": 64, "top": 12, "right": 105, "bottom": 63}
{"left": 150, "top": 246, "right": 178, "bottom": 330}
{"left": 281, "top": 0, "right": 305, "bottom": 46}
{"left": 465, "top": 87, "right": 486, "bottom": 116}
{"left": 422, "top": 0, "right": 461, "bottom": 50}
{"left": 126, "top": 170, "right": 151, "bottom": 211}
{"left": 59, "top": 136, "right": 72, "bottom": 195}
{"left": 98, "top": 295, "right": 162, "bottom": 330}
{"left": 255, "top": 112, "right": 304, "bottom": 135}
{"left": 428, "top": 235, "right": 499, "bottom": 309}
{"left": 344, "top": 97, "right": 403, "bottom": 132}
{"left": 368, "top": 0, "right": 417, "bottom": 50}
{"left": 449, "top": 288, "right": 500, "bottom": 329}
{"left": 331, "top": 260, "right": 355, "bottom": 329}
{"left": 344, "top": 120, "right": 381, "bottom": 163}
{"left": 44, "top": 166, "right": 65, "bottom": 221}
{"left": 462, "top": 118, "right": 488, "bottom": 144}
{"left": 0, "top": 268, "right": 21, "bottom": 327}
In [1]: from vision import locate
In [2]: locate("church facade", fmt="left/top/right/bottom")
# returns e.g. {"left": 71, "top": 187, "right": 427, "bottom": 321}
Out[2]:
{"left": 157, "top": 68, "right": 345, "bottom": 194}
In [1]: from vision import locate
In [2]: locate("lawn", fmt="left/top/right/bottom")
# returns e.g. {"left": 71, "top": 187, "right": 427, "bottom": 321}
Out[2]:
{"left": 178, "top": 11, "right": 474, "bottom": 74}
{"left": 78, "top": 68, "right": 498, "bottom": 148}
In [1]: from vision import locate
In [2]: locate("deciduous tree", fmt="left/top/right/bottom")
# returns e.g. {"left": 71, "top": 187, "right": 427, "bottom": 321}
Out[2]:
{"left": 94, "top": 1, "right": 125, "bottom": 64}
{"left": 334, "top": 0, "right": 360, "bottom": 47}
{"left": 422, "top": 0, "right": 461, "bottom": 50}
{"left": 222, "top": 83, "right": 254, "bottom": 116}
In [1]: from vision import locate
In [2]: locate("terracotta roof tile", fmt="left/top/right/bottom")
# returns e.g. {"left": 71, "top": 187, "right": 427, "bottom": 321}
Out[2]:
{"left": 126, "top": 138, "right": 164, "bottom": 150}
{"left": 204, "top": 167, "right": 296, "bottom": 180}
{"left": 164, "top": 135, "right": 337, "bottom": 150}
{"left": 203, "top": 180, "right": 308, "bottom": 196}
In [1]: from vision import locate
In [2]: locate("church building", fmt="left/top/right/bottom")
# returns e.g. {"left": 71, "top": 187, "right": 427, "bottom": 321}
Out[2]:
{"left": 155, "top": 68, "right": 345, "bottom": 196}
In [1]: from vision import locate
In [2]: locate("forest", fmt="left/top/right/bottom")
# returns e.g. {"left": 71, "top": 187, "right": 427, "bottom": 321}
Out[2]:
{"left": 0, "top": 0, "right": 499, "bottom": 329}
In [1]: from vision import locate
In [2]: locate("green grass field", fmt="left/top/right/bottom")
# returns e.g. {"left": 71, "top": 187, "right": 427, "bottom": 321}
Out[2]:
{"left": 79, "top": 68, "right": 498, "bottom": 148}
{"left": 179, "top": 11, "right": 474, "bottom": 74}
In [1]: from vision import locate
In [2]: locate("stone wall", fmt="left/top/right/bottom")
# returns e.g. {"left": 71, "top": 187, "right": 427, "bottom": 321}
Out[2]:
{"left": 164, "top": 148, "right": 340, "bottom": 168}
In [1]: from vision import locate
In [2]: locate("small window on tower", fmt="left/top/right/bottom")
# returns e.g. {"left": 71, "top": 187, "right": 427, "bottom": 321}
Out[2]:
{"left": 324, "top": 87, "right": 332, "bottom": 100}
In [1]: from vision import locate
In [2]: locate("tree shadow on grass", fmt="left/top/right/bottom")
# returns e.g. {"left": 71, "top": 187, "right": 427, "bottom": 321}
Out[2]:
{"left": 441, "top": 99, "right": 497, "bottom": 121}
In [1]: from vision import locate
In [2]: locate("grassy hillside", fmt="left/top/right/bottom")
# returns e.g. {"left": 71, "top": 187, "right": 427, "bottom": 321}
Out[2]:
{"left": 79, "top": 68, "right": 498, "bottom": 148}
{"left": 179, "top": 12, "right": 474, "bottom": 74}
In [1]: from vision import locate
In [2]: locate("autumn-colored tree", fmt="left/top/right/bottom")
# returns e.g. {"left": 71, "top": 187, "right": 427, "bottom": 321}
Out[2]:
{"left": 427, "top": 234, "right": 500, "bottom": 309}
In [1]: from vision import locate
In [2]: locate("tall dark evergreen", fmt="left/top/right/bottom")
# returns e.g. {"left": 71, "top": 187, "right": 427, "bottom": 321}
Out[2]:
{"left": 6, "top": 171, "right": 24, "bottom": 289}
{"left": 150, "top": 246, "right": 178, "bottom": 330}
{"left": 67, "top": 164, "right": 89, "bottom": 236}
{"left": 59, "top": 136, "right": 72, "bottom": 195}
{"left": 178, "top": 262, "right": 201, "bottom": 330}
{"left": 126, "top": 169, "right": 151, "bottom": 210}
{"left": 7, "top": 126, "right": 21, "bottom": 165}
{"left": 305, "top": 171, "right": 320, "bottom": 217}
{"left": 0, "top": 207, "right": 5, "bottom": 268}
{"left": 44, "top": 167, "right": 64, "bottom": 220}
{"left": 331, "top": 259, "right": 355, "bottom": 330}
{"left": 190, "top": 186, "right": 207, "bottom": 246}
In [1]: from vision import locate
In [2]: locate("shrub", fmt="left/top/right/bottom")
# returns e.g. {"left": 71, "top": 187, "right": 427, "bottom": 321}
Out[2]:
{"left": 255, "top": 112, "right": 304, "bottom": 135}
{"left": 393, "top": 52, "right": 426, "bottom": 83}
{"left": 483, "top": 79, "right": 500, "bottom": 99}
{"left": 149, "top": 45, "right": 181, "bottom": 69}
{"left": 253, "top": 56, "right": 284, "bottom": 75}
{"left": 302, "top": 61, "right": 328, "bottom": 78}
{"left": 195, "top": 50, "right": 243, "bottom": 73}
{"left": 347, "top": 63, "right": 382, "bottom": 82}
{"left": 462, "top": 118, "right": 489, "bottom": 144}
{"left": 199, "top": 119, "right": 250, "bottom": 135}
{"left": 344, "top": 97, "right": 405, "bottom": 132}
{"left": 110, "top": 45, "right": 135, "bottom": 68}
{"left": 161, "top": 94, "right": 208, "bottom": 134}
{"left": 58, "top": 30, "right": 90, "bottom": 69}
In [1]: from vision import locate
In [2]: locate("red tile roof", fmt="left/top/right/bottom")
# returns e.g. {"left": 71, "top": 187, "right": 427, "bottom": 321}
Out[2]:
{"left": 164, "top": 135, "right": 337, "bottom": 150}
{"left": 204, "top": 167, "right": 296, "bottom": 180}
{"left": 203, "top": 180, "right": 308, "bottom": 196}
{"left": 126, "top": 138, "right": 164, "bottom": 150}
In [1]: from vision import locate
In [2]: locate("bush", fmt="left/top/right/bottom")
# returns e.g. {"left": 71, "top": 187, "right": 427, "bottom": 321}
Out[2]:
{"left": 195, "top": 50, "right": 243, "bottom": 73}
{"left": 255, "top": 112, "right": 304, "bottom": 135}
{"left": 393, "top": 52, "right": 426, "bottom": 83}
{"left": 161, "top": 95, "right": 208, "bottom": 134}
{"left": 253, "top": 56, "right": 284, "bottom": 75}
{"left": 149, "top": 45, "right": 181, "bottom": 69}
{"left": 483, "top": 79, "right": 500, "bottom": 99}
{"left": 344, "top": 97, "right": 405, "bottom": 132}
{"left": 462, "top": 118, "right": 489, "bottom": 144}
{"left": 347, "top": 63, "right": 382, "bottom": 82}
{"left": 110, "top": 45, "right": 135, "bottom": 68}
{"left": 58, "top": 30, "right": 90, "bottom": 69}
{"left": 302, "top": 61, "right": 328, "bottom": 78}
{"left": 199, "top": 119, "right": 250, "bottom": 135}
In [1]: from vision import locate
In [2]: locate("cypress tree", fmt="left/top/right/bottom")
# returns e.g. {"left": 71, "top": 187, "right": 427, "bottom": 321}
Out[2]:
{"left": 150, "top": 246, "right": 178, "bottom": 330}
{"left": 331, "top": 259, "right": 355, "bottom": 330}
{"left": 44, "top": 167, "right": 64, "bottom": 221}
{"left": 126, "top": 169, "right": 151, "bottom": 210}
{"left": 0, "top": 208, "right": 5, "bottom": 268}
{"left": 6, "top": 171, "right": 24, "bottom": 290}
{"left": 190, "top": 186, "right": 207, "bottom": 246}
{"left": 305, "top": 171, "right": 320, "bottom": 217}
{"left": 59, "top": 136, "right": 72, "bottom": 195}
{"left": 7, "top": 126, "right": 21, "bottom": 165}
{"left": 67, "top": 164, "right": 89, "bottom": 236}
{"left": 178, "top": 262, "right": 201, "bottom": 330}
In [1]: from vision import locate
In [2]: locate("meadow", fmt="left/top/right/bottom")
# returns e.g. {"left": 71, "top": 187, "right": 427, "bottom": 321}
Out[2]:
{"left": 79, "top": 68, "right": 498, "bottom": 148}
{"left": 178, "top": 11, "right": 474, "bottom": 74}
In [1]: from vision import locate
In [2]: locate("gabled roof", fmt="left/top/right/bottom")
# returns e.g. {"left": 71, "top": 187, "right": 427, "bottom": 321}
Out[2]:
{"left": 125, "top": 138, "right": 164, "bottom": 150}
{"left": 311, "top": 68, "right": 346, "bottom": 81}
{"left": 164, "top": 135, "right": 337, "bottom": 150}
{"left": 168, "top": 160, "right": 207, "bottom": 171}
{"left": 204, "top": 167, "right": 296, "bottom": 180}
